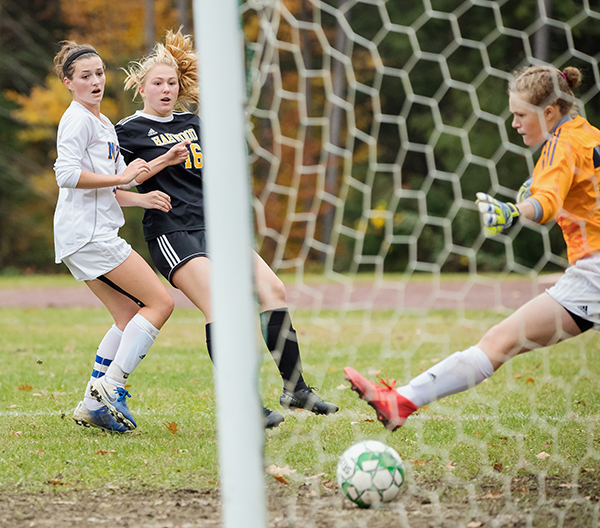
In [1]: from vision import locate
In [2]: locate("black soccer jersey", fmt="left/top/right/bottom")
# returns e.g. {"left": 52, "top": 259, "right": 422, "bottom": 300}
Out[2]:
{"left": 116, "top": 111, "right": 204, "bottom": 241}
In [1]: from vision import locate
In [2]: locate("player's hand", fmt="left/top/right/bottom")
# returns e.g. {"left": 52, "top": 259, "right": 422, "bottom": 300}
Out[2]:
{"left": 141, "top": 191, "right": 171, "bottom": 212}
{"left": 121, "top": 158, "right": 151, "bottom": 184}
{"left": 476, "top": 192, "right": 520, "bottom": 237}
{"left": 517, "top": 178, "right": 533, "bottom": 203}
{"left": 165, "top": 140, "right": 191, "bottom": 166}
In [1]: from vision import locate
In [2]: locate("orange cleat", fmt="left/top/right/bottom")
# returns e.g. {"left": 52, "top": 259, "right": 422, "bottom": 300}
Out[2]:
{"left": 344, "top": 366, "right": 418, "bottom": 431}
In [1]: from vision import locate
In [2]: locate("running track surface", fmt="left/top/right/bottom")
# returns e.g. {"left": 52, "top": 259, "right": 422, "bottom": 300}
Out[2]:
{"left": 0, "top": 275, "right": 560, "bottom": 311}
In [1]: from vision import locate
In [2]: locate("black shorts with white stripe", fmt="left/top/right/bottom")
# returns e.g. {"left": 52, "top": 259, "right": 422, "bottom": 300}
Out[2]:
{"left": 148, "top": 230, "right": 208, "bottom": 286}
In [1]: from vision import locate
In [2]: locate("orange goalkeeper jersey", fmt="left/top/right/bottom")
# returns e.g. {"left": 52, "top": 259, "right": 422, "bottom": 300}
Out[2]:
{"left": 530, "top": 115, "right": 600, "bottom": 264}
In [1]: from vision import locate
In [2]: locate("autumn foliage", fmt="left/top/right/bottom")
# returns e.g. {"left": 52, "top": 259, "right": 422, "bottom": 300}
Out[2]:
{"left": 4, "top": 0, "right": 600, "bottom": 274}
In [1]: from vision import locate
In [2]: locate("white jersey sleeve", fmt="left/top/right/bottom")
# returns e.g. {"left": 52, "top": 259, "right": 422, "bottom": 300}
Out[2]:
{"left": 54, "top": 106, "right": 93, "bottom": 188}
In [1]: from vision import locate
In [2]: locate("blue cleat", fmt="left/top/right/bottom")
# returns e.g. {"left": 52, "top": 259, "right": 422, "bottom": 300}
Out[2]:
{"left": 72, "top": 401, "right": 131, "bottom": 433}
{"left": 90, "top": 377, "right": 137, "bottom": 430}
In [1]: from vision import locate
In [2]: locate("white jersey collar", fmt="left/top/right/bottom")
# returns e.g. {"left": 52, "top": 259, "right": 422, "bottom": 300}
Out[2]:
{"left": 135, "top": 110, "right": 175, "bottom": 123}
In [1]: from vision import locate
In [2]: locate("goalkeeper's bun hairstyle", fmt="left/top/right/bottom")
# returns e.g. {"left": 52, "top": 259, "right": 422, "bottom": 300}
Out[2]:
{"left": 509, "top": 64, "right": 582, "bottom": 117}
{"left": 124, "top": 28, "right": 198, "bottom": 110}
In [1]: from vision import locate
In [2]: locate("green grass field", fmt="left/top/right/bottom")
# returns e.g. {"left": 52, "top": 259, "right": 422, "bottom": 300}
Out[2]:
{"left": 1, "top": 279, "right": 599, "bottom": 502}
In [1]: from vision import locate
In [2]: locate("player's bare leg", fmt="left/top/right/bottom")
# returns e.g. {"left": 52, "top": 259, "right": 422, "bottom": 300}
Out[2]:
{"left": 477, "top": 292, "right": 581, "bottom": 369}
{"left": 96, "top": 250, "right": 174, "bottom": 329}
{"left": 253, "top": 252, "right": 287, "bottom": 312}
{"left": 172, "top": 256, "right": 213, "bottom": 321}
{"left": 86, "top": 278, "right": 142, "bottom": 330}
{"left": 346, "top": 292, "right": 582, "bottom": 431}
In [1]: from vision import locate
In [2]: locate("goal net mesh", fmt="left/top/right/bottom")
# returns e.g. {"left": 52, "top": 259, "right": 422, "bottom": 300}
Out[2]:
{"left": 238, "top": 0, "right": 600, "bottom": 525}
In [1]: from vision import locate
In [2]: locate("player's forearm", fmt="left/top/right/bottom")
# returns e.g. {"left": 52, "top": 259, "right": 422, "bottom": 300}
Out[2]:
{"left": 134, "top": 141, "right": 190, "bottom": 183}
{"left": 75, "top": 170, "right": 126, "bottom": 189}
{"left": 115, "top": 189, "right": 143, "bottom": 207}
{"left": 135, "top": 155, "right": 170, "bottom": 184}
{"left": 516, "top": 200, "right": 536, "bottom": 222}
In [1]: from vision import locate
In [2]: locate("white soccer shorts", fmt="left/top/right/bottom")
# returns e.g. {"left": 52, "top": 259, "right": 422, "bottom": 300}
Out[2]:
{"left": 62, "top": 236, "right": 132, "bottom": 282}
{"left": 546, "top": 251, "right": 600, "bottom": 331}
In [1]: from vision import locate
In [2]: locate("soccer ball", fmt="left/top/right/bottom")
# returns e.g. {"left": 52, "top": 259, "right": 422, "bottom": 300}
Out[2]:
{"left": 336, "top": 440, "right": 405, "bottom": 508}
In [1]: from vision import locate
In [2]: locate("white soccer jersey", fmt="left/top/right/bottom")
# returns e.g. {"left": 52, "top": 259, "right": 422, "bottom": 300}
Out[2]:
{"left": 53, "top": 101, "right": 128, "bottom": 263}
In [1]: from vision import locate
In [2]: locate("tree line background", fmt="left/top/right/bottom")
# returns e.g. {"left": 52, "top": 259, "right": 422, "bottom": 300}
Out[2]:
{"left": 1, "top": 0, "right": 599, "bottom": 276}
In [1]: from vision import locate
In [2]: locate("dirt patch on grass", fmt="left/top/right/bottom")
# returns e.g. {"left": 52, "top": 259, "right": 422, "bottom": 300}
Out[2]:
{"left": 1, "top": 474, "right": 598, "bottom": 528}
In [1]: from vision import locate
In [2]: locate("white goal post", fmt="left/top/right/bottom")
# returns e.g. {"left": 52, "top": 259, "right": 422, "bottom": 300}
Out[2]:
{"left": 193, "top": 1, "right": 268, "bottom": 528}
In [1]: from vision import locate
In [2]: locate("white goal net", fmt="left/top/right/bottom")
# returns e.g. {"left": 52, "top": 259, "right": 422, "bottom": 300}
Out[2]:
{"left": 233, "top": 0, "right": 600, "bottom": 526}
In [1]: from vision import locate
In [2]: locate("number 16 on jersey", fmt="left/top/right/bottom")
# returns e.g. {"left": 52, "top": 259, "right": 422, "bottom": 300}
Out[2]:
{"left": 185, "top": 142, "right": 203, "bottom": 169}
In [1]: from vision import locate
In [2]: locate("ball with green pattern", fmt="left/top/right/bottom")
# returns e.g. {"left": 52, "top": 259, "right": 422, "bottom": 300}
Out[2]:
{"left": 336, "top": 440, "right": 405, "bottom": 508}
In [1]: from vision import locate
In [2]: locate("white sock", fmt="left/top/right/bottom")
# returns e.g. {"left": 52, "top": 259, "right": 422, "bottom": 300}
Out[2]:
{"left": 397, "top": 346, "right": 494, "bottom": 408}
{"left": 84, "top": 325, "right": 123, "bottom": 411}
{"left": 105, "top": 314, "right": 159, "bottom": 388}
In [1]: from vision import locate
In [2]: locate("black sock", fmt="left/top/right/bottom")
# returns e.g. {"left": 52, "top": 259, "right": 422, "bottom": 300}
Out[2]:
{"left": 205, "top": 323, "right": 214, "bottom": 363}
{"left": 260, "top": 308, "right": 307, "bottom": 393}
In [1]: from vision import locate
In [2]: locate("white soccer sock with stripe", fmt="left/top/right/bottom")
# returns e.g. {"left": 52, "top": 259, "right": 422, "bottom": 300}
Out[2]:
{"left": 84, "top": 325, "right": 123, "bottom": 411}
{"left": 105, "top": 314, "right": 159, "bottom": 388}
{"left": 396, "top": 346, "right": 494, "bottom": 408}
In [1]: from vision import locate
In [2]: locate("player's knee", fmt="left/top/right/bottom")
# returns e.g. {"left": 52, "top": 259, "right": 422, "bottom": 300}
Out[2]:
{"left": 270, "top": 278, "right": 286, "bottom": 304}
{"left": 153, "top": 292, "right": 174, "bottom": 324}
{"left": 114, "top": 316, "right": 134, "bottom": 331}
{"left": 113, "top": 305, "right": 142, "bottom": 330}
{"left": 478, "top": 324, "right": 519, "bottom": 359}
{"left": 164, "top": 294, "right": 175, "bottom": 317}
{"left": 261, "top": 277, "right": 286, "bottom": 308}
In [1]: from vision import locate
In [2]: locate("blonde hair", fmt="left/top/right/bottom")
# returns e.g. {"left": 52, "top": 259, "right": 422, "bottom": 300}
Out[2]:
{"left": 508, "top": 65, "right": 582, "bottom": 116}
{"left": 54, "top": 41, "right": 102, "bottom": 80}
{"left": 124, "top": 29, "right": 198, "bottom": 110}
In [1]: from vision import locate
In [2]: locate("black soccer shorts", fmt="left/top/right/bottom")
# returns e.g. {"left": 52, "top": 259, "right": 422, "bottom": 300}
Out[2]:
{"left": 148, "top": 230, "right": 208, "bottom": 286}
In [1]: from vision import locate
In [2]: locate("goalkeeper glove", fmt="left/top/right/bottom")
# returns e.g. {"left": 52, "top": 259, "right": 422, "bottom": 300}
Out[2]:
{"left": 476, "top": 192, "right": 520, "bottom": 237}
{"left": 517, "top": 178, "right": 533, "bottom": 203}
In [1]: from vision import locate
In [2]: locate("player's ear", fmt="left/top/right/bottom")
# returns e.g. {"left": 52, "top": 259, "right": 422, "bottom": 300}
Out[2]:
{"left": 544, "top": 103, "right": 557, "bottom": 121}
{"left": 63, "top": 77, "right": 73, "bottom": 91}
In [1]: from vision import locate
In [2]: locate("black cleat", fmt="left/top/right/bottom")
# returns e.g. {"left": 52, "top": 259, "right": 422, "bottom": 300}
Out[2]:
{"left": 264, "top": 407, "right": 284, "bottom": 429}
{"left": 280, "top": 387, "right": 338, "bottom": 415}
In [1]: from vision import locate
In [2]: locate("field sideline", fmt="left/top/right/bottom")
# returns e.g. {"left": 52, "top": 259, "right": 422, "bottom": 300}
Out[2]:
{"left": 0, "top": 271, "right": 560, "bottom": 311}
{"left": 0, "top": 274, "right": 599, "bottom": 527}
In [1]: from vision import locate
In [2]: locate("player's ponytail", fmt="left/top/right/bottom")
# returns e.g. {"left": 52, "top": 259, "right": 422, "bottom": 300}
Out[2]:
{"left": 562, "top": 66, "right": 582, "bottom": 91}
{"left": 123, "top": 28, "right": 198, "bottom": 111}
{"left": 164, "top": 29, "right": 198, "bottom": 109}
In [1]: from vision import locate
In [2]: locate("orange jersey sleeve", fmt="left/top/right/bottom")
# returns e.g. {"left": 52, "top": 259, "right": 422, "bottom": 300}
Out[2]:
{"left": 530, "top": 116, "right": 600, "bottom": 264}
